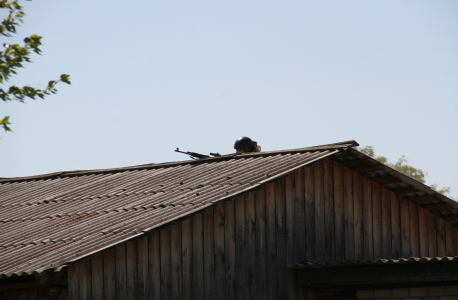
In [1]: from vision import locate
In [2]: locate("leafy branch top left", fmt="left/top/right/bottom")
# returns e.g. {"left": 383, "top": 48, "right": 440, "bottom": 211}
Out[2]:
{"left": 1, "top": 0, "right": 71, "bottom": 133}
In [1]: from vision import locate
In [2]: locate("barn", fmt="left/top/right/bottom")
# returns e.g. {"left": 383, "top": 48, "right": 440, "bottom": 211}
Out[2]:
{"left": 1, "top": 140, "right": 458, "bottom": 300}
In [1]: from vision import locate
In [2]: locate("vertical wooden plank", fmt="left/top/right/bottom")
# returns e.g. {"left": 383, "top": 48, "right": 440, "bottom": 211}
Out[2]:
{"left": 214, "top": 203, "right": 226, "bottom": 300}
{"left": 92, "top": 252, "right": 104, "bottom": 300}
{"left": 171, "top": 222, "right": 182, "bottom": 300}
{"left": 115, "top": 244, "right": 127, "bottom": 300}
{"left": 343, "top": 166, "right": 354, "bottom": 260}
{"left": 28, "top": 288, "right": 39, "bottom": 300}
{"left": 436, "top": 216, "right": 446, "bottom": 257}
{"left": 192, "top": 213, "right": 204, "bottom": 300}
{"left": 381, "top": 188, "right": 391, "bottom": 258}
{"left": 224, "top": 200, "right": 236, "bottom": 300}
{"left": 181, "top": 218, "right": 193, "bottom": 300}
{"left": 400, "top": 198, "right": 411, "bottom": 258}
{"left": 235, "top": 195, "right": 247, "bottom": 300}
{"left": 304, "top": 166, "right": 315, "bottom": 261}
{"left": 333, "top": 161, "right": 344, "bottom": 261}
{"left": 391, "top": 192, "right": 401, "bottom": 258}
{"left": 80, "top": 259, "right": 92, "bottom": 300}
{"left": 137, "top": 235, "right": 149, "bottom": 300}
{"left": 203, "top": 208, "right": 215, "bottom": 300}
{"left": 409, "top": 201, "right": 420, "bottom": 257}
{"left": 428, "top": 212, "right": 437, "bottom": 257}
{"left": 454, "top": 228, "right": 458, "bottom": 256}
{"left": 160, "top": 227, "right": 172, "bottom": 300}
{"left": 285, "top": 173, "right": 295, "bottom": 265}
{"left": 148, "top": 230, "right": 161, "bottom": 300}
{"left": 372, "top": 182, "right": 382, "bottom": 259}
{"left": 17, "top": 290, "right": 27, "bottom": 300}
{"left": 126, "top": 240, "right": 138, "bottom": 300}
{"left": 323, "top": 159, "right": 335, "bottom": 263}
{"left": 362, "top": 177, "right": 373, "bottom": 261}
{"left": 445, "top": 221, "right": 455, "bottom": 256}
{"left": 294, "top": 168, "right": 306, "bottom": 264}
{"left": 68, "top": 262, "right": 80, "bottom": 300}
{"left": 103, "top": 248, "right": 116, "bottom": 300}
{"left": 265, "top": 182, "right": 277, "bottom": 300}
{"left": 275, "top": 179, "right": 287, "bottom": 300}
{"left": 314, "top": 164, "right": 325, "bottom": 263}
{"left": 353, "top": 171, "right": 363, "bottom": 261}
{"left": 245, "top": 191, "right": 257, "bottom": 300}
{"left": 255, "top": 188, "right": 267, "bottom": 300}
{"left": 284, "top": 173, "right": 297, "bottom": 300}
{"left": 418, "top": 206, "right": 429, "bottom": 257}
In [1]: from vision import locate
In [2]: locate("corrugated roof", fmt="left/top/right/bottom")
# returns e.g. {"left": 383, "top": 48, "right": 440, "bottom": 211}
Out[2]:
{"left": 292, "top": 256, "right": 458, "bottom": 269}
{"left": 0, "top": 140, "right": 357, "bottom": 278}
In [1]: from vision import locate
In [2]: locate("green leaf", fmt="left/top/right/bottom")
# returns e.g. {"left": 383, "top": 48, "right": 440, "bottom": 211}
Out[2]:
{"left": 60, "top": 74, "right": 71, "bottom": 84}
{"left": 0, "top": 116, "right": 13, "bottom": 132}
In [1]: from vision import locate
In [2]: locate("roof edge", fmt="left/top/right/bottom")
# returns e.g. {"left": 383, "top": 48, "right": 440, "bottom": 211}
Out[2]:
{"left": 348, "top": 148, "right": 457, "bottom": 206}
{"left": 0, "top": 140, "right": 358, "bottom": 183}
{"left": 292, "top": 256, "right": 458, "bottom": 269}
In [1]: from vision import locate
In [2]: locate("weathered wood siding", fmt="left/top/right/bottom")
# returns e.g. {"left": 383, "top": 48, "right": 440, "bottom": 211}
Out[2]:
{"left": 66, "top": 158, "right": 458, "bottom": 300}
{"left": 0, "top": 285, "right": 68, "bottom": 300}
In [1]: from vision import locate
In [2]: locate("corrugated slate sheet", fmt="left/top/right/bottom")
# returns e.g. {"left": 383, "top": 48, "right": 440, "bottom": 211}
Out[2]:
{"left": 0, "top": 141, "right": 355, "bottom": 278}
{"left": 293, "top": 256, "right": 458, "bottom": 269}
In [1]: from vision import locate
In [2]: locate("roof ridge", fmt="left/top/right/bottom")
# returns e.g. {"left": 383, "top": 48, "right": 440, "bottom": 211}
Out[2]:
{"left": 0, "top": 140, "right": 358, "bottom": 183}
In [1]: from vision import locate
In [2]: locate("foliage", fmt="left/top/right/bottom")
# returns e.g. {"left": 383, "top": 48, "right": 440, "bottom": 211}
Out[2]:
{"left": 0, "top": 0, "right": 70, "bottom": 133}
{"left": 356, "top": 146, "right": 454, "bottom": 199}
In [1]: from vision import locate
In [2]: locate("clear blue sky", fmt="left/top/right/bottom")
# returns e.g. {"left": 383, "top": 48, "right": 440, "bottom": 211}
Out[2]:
{"left": 1, "top": 1, "right": 457, "bottom": 198}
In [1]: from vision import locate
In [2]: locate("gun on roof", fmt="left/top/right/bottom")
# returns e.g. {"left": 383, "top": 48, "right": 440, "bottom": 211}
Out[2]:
{"left": 175, "top": 148, "right": 221, "bottom": 160}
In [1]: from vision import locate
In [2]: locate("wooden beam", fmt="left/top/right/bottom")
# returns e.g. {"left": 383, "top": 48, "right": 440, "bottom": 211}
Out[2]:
{"left": 92, "top": 252, "right": 104, "bottom": 300}
{"left": 340, "top": 160, "right": 374, "bottom": 168}
{"left": 265, "top": 182, "right": 278, "bottom": 300}
{"left": 0, "top": 281, "right": 38, "bottom": 292}
{"left": 418, "top": 207, "right": 428, "bottom": 256}
{"left": 372, "top": 182, "right": 383, "bottom": 260}
{"left": 315, "top": 164, "right": 325, "bottom": 263}
{"left": 408, "top": 195, "right": 441, "bottom": 204}
{"left": 297, "top": 262, "right": 458, "bottom": 289}
{"left": 409, "top": 201, "right": 420, "bottom": 257}
{"left": 224, "top": 200, "right": 236, "bottom": 300}
{"left": 159, "top": 228, "right": 172, "bottom": 300}
{"left": 372, "top": 176, "right": 403, "bottom": 185}
{"left": 392, "top": 187, "right": 419, "bottom": 194}
{"left": 323, "top": 158, "right": 335, "bottom": 263}
{"left": 333, "top": 151, "right": 355, "bottom": 159}
{"left": 422, "top": 203, "right": 456, "bottom": 212}
{"left": 344, "top": 166, "right": 355, "bottom": 260}
{"left": 362, "top": 177, "right": 373, "bottom": 261}
{"left": 352, "top": 166, "right": 385, "bottom": 174}
{"left": 214, "top": 203, "right": 225, "bottom": 300}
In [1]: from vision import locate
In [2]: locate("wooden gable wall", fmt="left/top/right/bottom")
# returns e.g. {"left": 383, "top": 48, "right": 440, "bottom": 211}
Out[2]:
{"left": 66, "top": 158, "right": 458, "bottom": 300}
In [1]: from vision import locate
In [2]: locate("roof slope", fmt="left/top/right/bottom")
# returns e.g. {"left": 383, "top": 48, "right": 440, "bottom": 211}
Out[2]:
{"left": 0, "top": 140, "right": 356, "bottom": 278}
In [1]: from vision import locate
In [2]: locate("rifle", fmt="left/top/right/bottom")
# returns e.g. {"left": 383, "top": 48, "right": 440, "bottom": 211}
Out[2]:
{"left": 175, "top": 148, "right": 221, "bottom": 159}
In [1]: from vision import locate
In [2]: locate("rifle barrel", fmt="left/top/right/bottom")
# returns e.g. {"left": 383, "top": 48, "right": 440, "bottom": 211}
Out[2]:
{"left": 175, "top": 148, "right": 209, "bottom": 159}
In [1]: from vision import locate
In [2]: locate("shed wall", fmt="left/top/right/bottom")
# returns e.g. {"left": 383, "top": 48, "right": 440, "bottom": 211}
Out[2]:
{"left": 66, "top": 158, "right": 458, "bottom": 300}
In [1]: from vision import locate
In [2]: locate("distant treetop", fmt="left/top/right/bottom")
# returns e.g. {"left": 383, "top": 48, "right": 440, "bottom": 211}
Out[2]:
{"left": 356, "top": 146, "right": 454, "bottom": 199}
